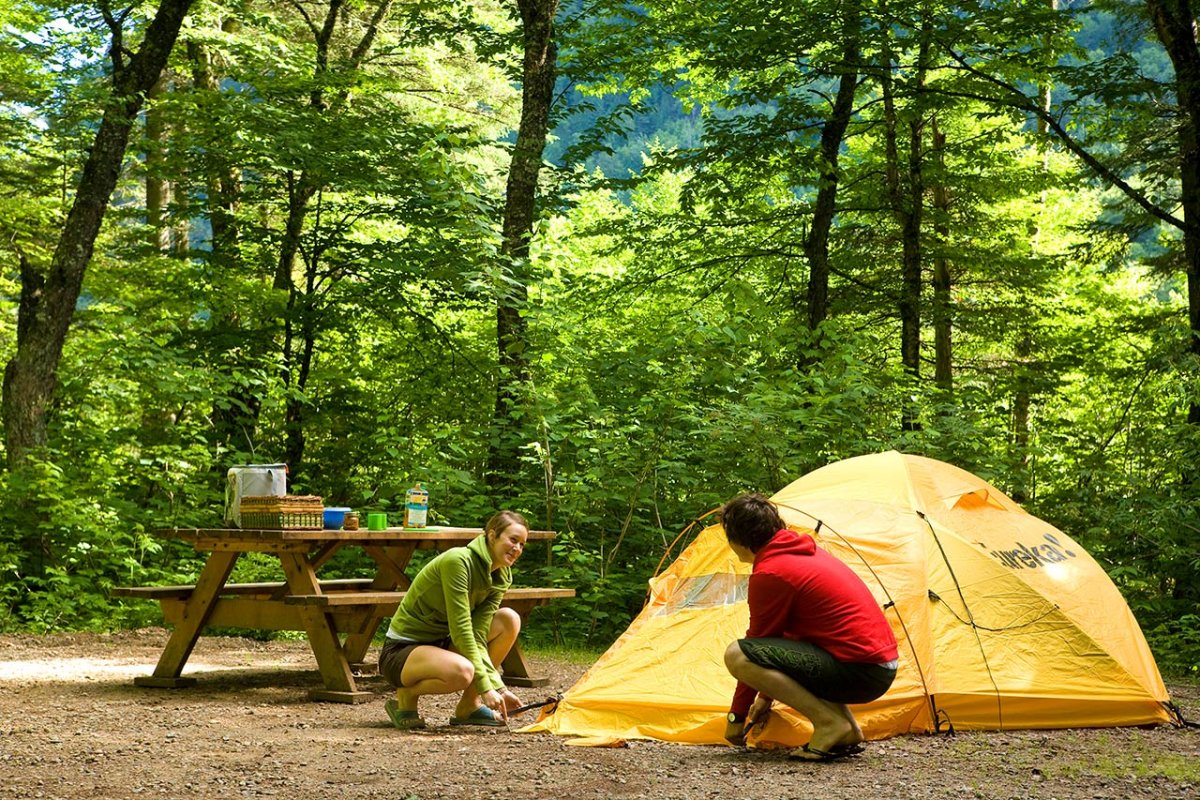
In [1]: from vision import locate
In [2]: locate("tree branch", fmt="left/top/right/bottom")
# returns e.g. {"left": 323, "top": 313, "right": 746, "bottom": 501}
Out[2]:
{"left": 942, "top": 48, "right": 1190, "bottom": 233}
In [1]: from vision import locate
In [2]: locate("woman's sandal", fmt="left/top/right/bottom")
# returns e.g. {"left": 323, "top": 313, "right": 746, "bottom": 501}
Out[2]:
{"left": 385, "top": 699, "right": 427, "bottom": 730}
{"left": 449, "top": 706, "right": 506, "bottom": 727}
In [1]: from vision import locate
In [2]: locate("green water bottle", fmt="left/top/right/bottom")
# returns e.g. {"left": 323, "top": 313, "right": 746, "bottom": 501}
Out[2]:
{"left": 404, "top": 482, "right": 429, "bottom": 528}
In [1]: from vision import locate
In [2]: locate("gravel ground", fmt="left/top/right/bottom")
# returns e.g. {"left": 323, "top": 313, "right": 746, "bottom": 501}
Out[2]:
{"left": 0, "top": 629, "right": 1197, "bottom": 800}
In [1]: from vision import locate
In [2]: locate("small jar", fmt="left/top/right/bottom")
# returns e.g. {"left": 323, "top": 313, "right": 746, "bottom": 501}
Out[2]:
{"left": 344, "top": 511, "right": 359, "bottom": 530}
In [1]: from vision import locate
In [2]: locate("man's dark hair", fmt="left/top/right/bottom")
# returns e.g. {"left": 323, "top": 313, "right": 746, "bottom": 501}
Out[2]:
{"left": 719, "top": 493, "right": 785, "bottom": 552}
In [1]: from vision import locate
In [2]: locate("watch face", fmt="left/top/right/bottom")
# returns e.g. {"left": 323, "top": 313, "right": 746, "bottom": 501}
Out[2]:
{"left": 727, "top": 712, "right": 740, "bottom": 723}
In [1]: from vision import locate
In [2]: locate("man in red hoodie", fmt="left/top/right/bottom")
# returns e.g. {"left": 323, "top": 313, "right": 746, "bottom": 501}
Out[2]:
{"left": 720, "top": 493, "right": 899, "bottom": 762}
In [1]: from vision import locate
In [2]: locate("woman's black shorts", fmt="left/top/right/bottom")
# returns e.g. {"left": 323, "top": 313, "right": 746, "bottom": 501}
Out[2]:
{"left": 378, "top": 637, "right": 451, "bottom": 688}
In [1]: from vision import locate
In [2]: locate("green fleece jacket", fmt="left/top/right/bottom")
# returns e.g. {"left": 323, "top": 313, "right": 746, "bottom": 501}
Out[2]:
{"left": 386, "top": 534, "right": 511, "bottom": 694}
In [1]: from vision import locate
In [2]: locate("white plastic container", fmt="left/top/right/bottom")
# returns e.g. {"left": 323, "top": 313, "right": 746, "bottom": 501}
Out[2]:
{"left": 403, "top": 483, "right": 429, "bottom": 528}
{"left": 224, "top": 464, "right": 287, "bottom": 527}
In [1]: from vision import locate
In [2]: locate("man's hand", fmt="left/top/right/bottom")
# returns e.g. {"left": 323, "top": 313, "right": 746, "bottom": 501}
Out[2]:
{"left": 746, "top": 695, "right": 772, "bottom": 732}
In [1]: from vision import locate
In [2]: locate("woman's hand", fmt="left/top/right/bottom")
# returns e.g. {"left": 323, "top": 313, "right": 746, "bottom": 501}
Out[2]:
{"left": 500, "top": 687, "right": 523, "bottom": 715}
{"left": 480, "top": 689, "right": 507, "bottom": 719}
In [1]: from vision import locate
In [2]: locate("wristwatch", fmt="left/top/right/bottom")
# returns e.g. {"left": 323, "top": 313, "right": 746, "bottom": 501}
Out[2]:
{"left": 727, "top": 712, "right": 744, "bottom": 724}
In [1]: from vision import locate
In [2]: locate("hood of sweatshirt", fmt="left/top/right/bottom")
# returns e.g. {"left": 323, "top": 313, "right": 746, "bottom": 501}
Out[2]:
{"left": 753, "top": 528, "right": 816, "bottom": 566}
{"left": 467, "top": 532, "right": 512, "bottom": 583}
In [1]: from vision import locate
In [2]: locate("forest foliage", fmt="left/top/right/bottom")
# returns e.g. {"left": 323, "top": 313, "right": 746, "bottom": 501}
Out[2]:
{"left": 1, "top": 0, "right": 1198, "bottom": 677}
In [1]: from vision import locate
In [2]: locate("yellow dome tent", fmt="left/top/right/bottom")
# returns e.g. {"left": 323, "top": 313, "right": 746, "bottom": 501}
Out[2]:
{"left": 525, "top": 451, "right": 1178, "bottom": 746}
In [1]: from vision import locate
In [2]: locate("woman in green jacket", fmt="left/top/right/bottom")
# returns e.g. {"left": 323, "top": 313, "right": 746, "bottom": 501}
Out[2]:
{"left": 378, "top": 510, "right": 527, "bottom": 729}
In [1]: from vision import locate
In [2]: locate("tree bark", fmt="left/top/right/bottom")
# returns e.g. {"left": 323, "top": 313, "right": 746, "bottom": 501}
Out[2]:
{"left": 487, "top": 0, "right": 560, "bottom": 491}
{"left": 931, "top": 117, "right": 952, "bottom": 391}
{"left": 1011, "top": 332, "right": 1032, "bottom": 501}
{"left": 803, "top": 0, "right": 861, "bottom": 334}
{"left": 1144, "top": 0, "right": 1200, "bottom": 432}
{"left": 188, "top": 38, "right": 242, "bottom": 271}
{"left": 276, "top": 0, "right": 394, "bottom": 479}
{"left": 1012, "top": 2, "right": 1056, "bottom": 503}
{"left": 2, "top": 0, "right": 196, "bottom": 469}
{"left": 284, "top": 263, "right": 317, "bottom": 473}
{"left": 188, "top": 34, "right": 260, "bottom": 454}
{"left": 879, "top": 4, "right": 930, "bottom": 431}
{"left": 145, "top": 75, "right": 173, "bottom": 252}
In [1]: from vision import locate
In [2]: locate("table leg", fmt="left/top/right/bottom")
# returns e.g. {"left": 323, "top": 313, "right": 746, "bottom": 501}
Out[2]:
{"left": 280, "top": 552, "right": 373, "bottom": 703}
{"left": 499, "top": 598, "right": 550, "bottom": 688}
{"left": 362, "top": 544, "right": 415, "bottom": 591}
{"left": 342, "top": 616, "right": 388, "bottom": 667}
{"left": 134, "top": 550, "right": 238, "bottom": 688}
{"left": 341, "top": 543, "right": 418, "bottom": 666}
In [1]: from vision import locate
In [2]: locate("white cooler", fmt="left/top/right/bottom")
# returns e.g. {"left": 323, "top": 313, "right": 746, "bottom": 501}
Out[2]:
{"left": 223, "top": 464, "right": 287, "bottom": 527}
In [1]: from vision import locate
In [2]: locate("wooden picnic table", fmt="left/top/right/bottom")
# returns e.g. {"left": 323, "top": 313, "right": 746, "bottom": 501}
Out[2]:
{"left": 114, "top": 526, "right": 573, "bottom": 703}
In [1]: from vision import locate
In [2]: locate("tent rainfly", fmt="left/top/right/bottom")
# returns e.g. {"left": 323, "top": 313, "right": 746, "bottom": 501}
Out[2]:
{"left": 525, "top": 451, "right": 1181, "bottom": 747}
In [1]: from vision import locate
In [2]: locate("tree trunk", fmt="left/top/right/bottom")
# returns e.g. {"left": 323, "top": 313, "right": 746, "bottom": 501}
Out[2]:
{"left": 145, "top": 75, "right": 173, "bottom": 253}
{"left": 879, "top": 4, "right": 929, "bottom": 431}
{"left": 284, "top": 276, "right": 317, "bottom": 476}
{"left": 903, "top": 17, "right": 932, "bottom": 384}
{"left": 1144, "top": 0, "right": 1200, "bottom": 433}
{"left": 931, "top": 117, "right": 952, "bottom": 391}
{"left": 487, "top": 0, "right": 560, "bottom": 491}
{"left": 2, "top": 0, "right": 196, "bottom": 469}
{"left": 803, "top": 0, "right": 861, "bottom": 334}
{"left": 188, "top": 34, "right": 260, "bottom": 454}
{"left": 190, "top": 37, "right": 243, "bottom": 274}
{"left": 272, "top": 0, "right": 395, "bottom": 479}
{"left": 1011, "top": 332, "right": 1033, "bottom": 501}
{"left": 1012, "top": 3, "right": 1055, "bottom": 503}
{"left": 278, "top": 174, "right": 319, "bottom": 476}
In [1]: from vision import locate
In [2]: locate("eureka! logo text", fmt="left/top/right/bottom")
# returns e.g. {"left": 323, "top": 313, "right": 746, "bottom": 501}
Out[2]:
{"left": 989, "top": 533, "right": 1078, "bottom": 570}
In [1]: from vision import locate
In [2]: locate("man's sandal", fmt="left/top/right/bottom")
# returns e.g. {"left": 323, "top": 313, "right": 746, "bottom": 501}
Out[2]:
{"left": 786, "top": 742, "right": 864, "bottom": 762}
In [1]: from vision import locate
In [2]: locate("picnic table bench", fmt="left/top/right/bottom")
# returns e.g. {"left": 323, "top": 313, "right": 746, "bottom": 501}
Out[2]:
{"left": 114, "top": 526, "right": 574, "bottom": 703}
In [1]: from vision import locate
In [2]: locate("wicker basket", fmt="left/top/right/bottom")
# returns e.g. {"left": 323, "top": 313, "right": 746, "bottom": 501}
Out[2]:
{"left": 238, "top": 495, "right": 324, "bottom": 530}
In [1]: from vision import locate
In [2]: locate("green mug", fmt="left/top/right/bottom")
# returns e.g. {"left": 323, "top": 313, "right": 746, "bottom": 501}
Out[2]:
{"left": 367, "top": 512, "right": 387, "bottom": 531}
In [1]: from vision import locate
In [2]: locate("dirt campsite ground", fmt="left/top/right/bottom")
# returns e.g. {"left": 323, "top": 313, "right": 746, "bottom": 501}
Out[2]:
{"left": 0, "top": 629, "right": 1197, "bottom": 800}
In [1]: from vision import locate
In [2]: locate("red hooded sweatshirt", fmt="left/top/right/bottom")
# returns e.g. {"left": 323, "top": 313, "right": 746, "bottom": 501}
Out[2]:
{"left": 730, "top": 529, "right": 899, "bottom": 716}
